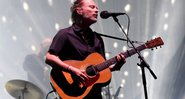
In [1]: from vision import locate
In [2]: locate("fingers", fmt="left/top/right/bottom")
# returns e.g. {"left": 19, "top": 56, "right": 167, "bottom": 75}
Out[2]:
{"left": 72, "top": 68, "right": 89, "bottom": 87}
{"left": 120, "top": 54, "right": 126, "bottom": 63}
{"left": 117, "top": 53, "right": 126, "bottom": 62}
{"left": 79, "top": 70, "right": 89, "bottom": 87}
{"left": 69, "top": 66, "right": 91, "bottom": 87}
{"left": 79, "top": 72, "right": 88, "bottom": 82}
{"left": 78, "top": 77, "right": 89, "bottom": 88}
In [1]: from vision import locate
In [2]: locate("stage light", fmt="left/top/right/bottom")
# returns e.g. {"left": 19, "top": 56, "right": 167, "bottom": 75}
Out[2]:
{"left": 1, "top": 16, "right": 7, "bottom": 23}
{"left": 102, "top": 0, "right": 107, "bottom": 3}
{"left": 28, "top": 26, "right": 33, "bottom": 32}
{"left": 55, "top": 23, "right": 60, "bottom": 31}
{"left": 70, "top": 0, "right": 75, "bottom": 4}
{"left": 119, "top": 93, "right": 124, "bottom": 98}
{"left": 137, "top": 82, "right": 141, "bottom": 87}
{"left": 124, "top": 28, "right": 128, "bottom": 34}
{"left": 121, "top": 79, "right": 126, "bottom": 84}
{"left": 124, "top": 71, "right": 129, "bottom": 76}
{"left": 164, "top": 12, "right": 169, "bottom": 18}
{"left": 105, "top": 52, "right": 110, "bottom": 58}
{"left": 163, "top": 23, "right": 168, "bottom": 31}
{"left": 171, "top": 0, "right": 176, "bottom": 5}
{"left": 113, "top": 42, "right": 118, "bottom": 48}
{"left": 0, "top": 73, "right": 4, "bottom": 78}
{"left": 139, "top": 69, "right": 142, "bottom": 75}
{"left": 48, "top": 0, "right": 53, "bottom": 6}
{"left": 124, "top": 4, "right": 131, "bottom": 12}
{"left": 31, "top": 45, "right": 36, "bottom": 52}
{"left": 143, "top": 51, "right": 149, "bottom": 58}
{"left": 12, "top": 35, "right": 17, "bottom": 41}
{"left": 120, "top": 83, "right": 124, "bottom": 88}
{"left": 69, "top": 18, "right": 73, "bottom": 25}
{"left": 122, "top": 46, "right": 127, "bottom": 52}
{"left": 152, "top": 35, "right": 157, "bottom": 39}
{"left": 137, "top": 66, "right": 141, "bottom": 70}
{"left": 23, "top": 1, "right": 29, "bottom": 11}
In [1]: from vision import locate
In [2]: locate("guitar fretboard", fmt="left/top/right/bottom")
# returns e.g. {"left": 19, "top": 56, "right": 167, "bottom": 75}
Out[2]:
{"left": 96, "top": 44, "right": 146, "bottom": 71}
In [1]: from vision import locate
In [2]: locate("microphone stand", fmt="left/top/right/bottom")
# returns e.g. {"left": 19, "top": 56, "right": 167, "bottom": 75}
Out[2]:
{"left": 95, "top": 32, "right": 140, "bottom": 43}
{"left": 95, "top": 32, "right": 127, "bottom": 41}
{"left": 111, "top": 15, "right": 157, "bottom": 99}
{"left": 114, "top": 85, "right": 122, "bottom": 99}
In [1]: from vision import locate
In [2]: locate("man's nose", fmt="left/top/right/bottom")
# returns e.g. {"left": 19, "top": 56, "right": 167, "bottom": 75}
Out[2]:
{"left": 95, "top": 9, "right": 98, "bottom": 14}
{"left": 95, "top": 7, "right": 99, "bottom": 13}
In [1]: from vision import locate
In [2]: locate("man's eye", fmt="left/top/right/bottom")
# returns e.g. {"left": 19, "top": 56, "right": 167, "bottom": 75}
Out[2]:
{"left": 89, "top": 5, "right": 95, "bottom": 9}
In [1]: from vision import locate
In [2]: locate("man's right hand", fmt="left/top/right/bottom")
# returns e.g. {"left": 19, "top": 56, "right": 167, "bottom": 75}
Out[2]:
{"left": 69, "top": 66, "right": 89, "bottom": 87}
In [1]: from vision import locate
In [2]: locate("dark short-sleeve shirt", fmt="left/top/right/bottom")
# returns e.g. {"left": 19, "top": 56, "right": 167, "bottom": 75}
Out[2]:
{"left": 49, "top": 24, "right": 105, "bottom": 61}
{"left": 48, "top": 24, "right": 105, "bottom": 98}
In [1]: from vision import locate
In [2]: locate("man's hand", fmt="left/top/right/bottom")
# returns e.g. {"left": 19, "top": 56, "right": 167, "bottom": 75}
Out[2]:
{"left": 69, "top": 66, "right": 89, "bottom": 87}
{"left": 110, "top": 53, "right": 126, "bottom": 71}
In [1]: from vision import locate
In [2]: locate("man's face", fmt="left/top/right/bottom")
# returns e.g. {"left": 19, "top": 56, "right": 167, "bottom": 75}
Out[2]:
{"left": 80, "top": 0, "right": 99, "bottom": 24}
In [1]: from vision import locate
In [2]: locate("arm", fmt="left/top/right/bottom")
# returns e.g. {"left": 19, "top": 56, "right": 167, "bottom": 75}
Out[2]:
{"left": 45, "top": 52, "right": 70, "bottom": 71}
{"left": 45, "top": 52, "right": 89, "bottom": 86}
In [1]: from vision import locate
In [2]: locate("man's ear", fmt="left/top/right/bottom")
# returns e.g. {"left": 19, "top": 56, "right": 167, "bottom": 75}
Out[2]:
{"left": 76, "top": 8, "right": 83, "bottom": 15}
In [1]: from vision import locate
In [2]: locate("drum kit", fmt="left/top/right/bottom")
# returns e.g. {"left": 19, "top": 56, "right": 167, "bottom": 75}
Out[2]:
{"left": 5, "top": 79, "right": 44, "bottom": 99}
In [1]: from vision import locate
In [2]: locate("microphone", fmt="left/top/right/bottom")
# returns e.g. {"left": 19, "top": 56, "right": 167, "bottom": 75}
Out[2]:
{"left": 100, "top": 11, "right": 126, "bottom": 19}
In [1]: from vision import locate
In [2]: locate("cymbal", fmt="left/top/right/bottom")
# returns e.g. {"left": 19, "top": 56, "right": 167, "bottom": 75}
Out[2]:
{"left": 5, "top": 79, "right": 44, "bottom": 99}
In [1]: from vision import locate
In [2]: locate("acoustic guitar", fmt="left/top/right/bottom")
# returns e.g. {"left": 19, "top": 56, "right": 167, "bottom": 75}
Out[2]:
{"left": 50, "top": 37, "right": 164, "bottom": 99}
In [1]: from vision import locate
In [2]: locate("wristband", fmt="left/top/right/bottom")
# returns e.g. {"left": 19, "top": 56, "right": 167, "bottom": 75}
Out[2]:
{"left": 66, "top": 65, "right": 71, "bottom": 71}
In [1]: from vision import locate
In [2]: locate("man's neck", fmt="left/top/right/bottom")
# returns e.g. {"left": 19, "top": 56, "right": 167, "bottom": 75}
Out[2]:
{"left": 76, "top": 23, "right": 91, "bottom": 30}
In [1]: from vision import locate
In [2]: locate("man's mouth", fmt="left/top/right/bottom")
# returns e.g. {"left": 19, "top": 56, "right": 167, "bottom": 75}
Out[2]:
{"left": 93, "top": 14, "right": 98, "bottom": 18}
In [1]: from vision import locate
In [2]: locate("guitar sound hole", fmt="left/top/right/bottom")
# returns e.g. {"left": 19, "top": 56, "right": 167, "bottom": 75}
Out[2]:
{"left": 85, "top": 65, "right": 97, "bottom": 77}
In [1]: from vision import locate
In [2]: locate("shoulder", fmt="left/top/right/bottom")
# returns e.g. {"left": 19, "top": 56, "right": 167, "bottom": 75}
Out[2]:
{"left": 54, "top": 26, "right": 74, "bottom": 39}
{"left": 57, "top": 26, "right": 72, "bottom": 35}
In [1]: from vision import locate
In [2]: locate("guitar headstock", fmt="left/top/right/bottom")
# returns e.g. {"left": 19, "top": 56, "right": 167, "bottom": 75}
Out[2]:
{"left": 145, "top": 37, "right": 164, "bottom": 49}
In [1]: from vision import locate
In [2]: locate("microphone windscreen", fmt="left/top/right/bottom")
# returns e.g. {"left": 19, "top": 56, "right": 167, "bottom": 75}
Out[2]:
{"left": 100, "top": 11, "right": 109, "bottom": 19}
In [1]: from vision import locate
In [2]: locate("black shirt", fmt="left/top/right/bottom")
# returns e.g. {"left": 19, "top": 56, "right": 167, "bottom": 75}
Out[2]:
{"left": 49, "top": 24, "right": 105, "bottom": 61}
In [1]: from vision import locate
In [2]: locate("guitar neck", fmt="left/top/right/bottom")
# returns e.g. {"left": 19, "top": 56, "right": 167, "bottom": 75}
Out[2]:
{"left": 96, "top": 44, "right": 147, "bottom": 71}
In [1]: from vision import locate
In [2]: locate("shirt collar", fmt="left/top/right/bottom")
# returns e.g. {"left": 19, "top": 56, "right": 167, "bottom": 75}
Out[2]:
{"left": 72, "top": 24, "right": 93, "bottom": 35}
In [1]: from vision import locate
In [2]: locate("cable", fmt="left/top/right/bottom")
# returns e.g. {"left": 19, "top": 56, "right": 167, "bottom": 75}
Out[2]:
{"left": 119, "top": 13, "right": 146, "bottom": 48}
{"left": 45, "top": 82, "right": 58, "bottom": 99}
{"left": 46, "top": 90, "right": 55, "bottom": 99}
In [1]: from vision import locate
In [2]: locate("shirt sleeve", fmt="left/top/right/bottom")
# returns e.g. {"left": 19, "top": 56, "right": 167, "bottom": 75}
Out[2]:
{"left": 48, "top": 30, "right": 68, "bottom": 56}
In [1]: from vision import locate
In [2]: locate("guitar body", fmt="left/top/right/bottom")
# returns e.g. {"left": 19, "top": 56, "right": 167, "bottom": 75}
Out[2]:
{"left": 50, "top": 53, "right": 111, "bottom": 99}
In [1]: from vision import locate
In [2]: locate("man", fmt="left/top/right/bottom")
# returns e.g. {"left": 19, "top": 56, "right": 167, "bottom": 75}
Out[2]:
{"left": 23, "top": 38, "right": 52, "bottom": 97}
{"left": 45, "top": 0, "right": 126, "bottom": 98}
